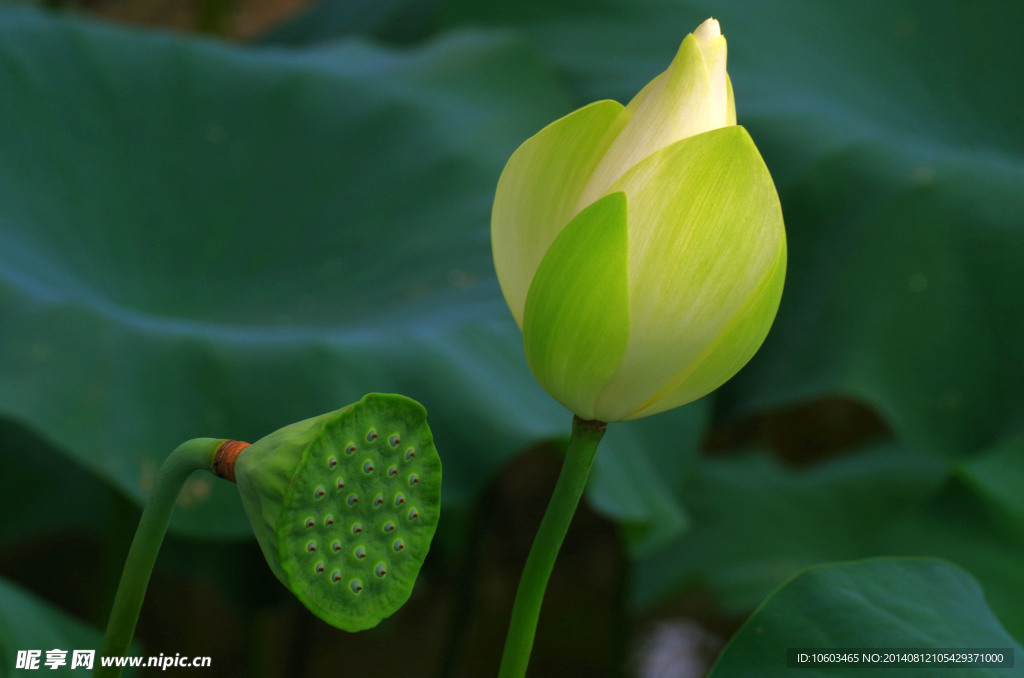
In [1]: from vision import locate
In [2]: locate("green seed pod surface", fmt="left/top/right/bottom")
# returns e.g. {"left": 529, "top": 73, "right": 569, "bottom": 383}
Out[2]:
{"left": 235, "top": 412, "right": 327, "bottom": 584}
{"left": 235, "top": 393, "right": 441, "bottom": 632}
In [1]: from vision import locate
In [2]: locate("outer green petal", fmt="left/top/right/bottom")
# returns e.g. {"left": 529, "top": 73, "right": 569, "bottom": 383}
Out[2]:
{"left": 593, "top": 126, "right": 785, "bottom": 421}
{"left": 523, "top": 192, "right": 630, "bottom": 420}
{"left": 492, "top": 99, "right": 625, "bottom": 327}
{"left": 626, "top": 238, "right": 785, "bottom": 419}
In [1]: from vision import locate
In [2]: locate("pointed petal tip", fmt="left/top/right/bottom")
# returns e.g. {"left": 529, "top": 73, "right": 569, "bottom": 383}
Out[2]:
{"left": 694, "top": 17, "right": 722, "bottom": 43}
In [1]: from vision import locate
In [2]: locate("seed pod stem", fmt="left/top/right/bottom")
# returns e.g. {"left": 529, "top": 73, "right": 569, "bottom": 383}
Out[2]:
{"left": 95, "top": 437, "right": 226, "bottom": 678}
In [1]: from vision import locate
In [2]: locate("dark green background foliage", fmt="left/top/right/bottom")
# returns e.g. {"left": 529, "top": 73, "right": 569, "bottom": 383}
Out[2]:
{"left": 1, "top": 0, "right": 1022, "bottom": 676}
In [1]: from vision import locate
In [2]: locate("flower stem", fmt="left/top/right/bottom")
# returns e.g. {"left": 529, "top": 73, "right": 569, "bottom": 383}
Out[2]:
{"left": 497, "top": 416, "right": 607, "bottom": 678}
{"left": 95, "top": 438, "right": 224, "bottom": 678}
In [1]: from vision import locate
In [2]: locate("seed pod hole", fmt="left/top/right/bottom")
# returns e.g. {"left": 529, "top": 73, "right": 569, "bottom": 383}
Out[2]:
{"left": 332, "top": 540, "right": 342, "bottom": 552}
{"left": 408, "top": 474, "right": 419, "bottom": 486}
{"left": 388, "top": 435, "right": 400, "bottom": 448}
{"left": 350, "top": 579, "right": 363, "bottom": 594}
{"left": 362, "top": 460, "right": 374, "bottom": 474}
{"left": 328, "top": 456, "right": 338, "bottom": 469}
{"left": 314, "top": 486, "right": 326, "bottom": 499}
{"left": 354, "top": 546, "right": 367, "bottom": 560}
{"left": 383, "top": 522, "right": 395, "bottom": 533}
{"left": 351, "top": 523, "right": 363, "bottom": 535}
{"left": 374, "top": 562, "right": 387, "bottom": 578}
{"left": 331, "top": 570, "right": 342, "bottom": 583}
{"left": 336, "top": 477, "right": 345, "bottom": 489}
{"left": 393, "top": 539, "right": 405, "bottom": 552}
{"left": 315, "top": 562, "right": 325, "bottom": 574}
{"left": 307, "top": 541, "right": 317, "bottom": 553}
{"left": 324, "top": 515, "right": 335, "bottom": 526}
{"left": 407, "top": 508, "right": 419, "bottom": 520}
{"left": 305, "top": 517, "right": 316, "bottom": 529}
{"left": 373, "top": 494, "right": 384, "bottom": 508}
{"left": 347, "top": 494, "right": 358, "bottom": 506}
{"left": 366, "top": 429, "right": 378, "bottom": 442}
{"left": 388, "top": 466, "right": 398, "bottom": 478}
{"left": 345, "top": 443, "right": 357, "bottom": 455}
{"left": 405, "top": 448, "right": 416, "bottom": 461}
{"left": 394, "top": 494, "right": 405, "bottom": 506}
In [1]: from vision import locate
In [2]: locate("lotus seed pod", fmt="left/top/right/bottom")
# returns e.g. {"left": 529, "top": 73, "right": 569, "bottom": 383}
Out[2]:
{"left": 233, "top": 393, "right": 441, "bottom": 631}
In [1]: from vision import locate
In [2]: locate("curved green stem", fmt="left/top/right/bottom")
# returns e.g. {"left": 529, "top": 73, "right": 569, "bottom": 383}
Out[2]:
{"left": 498, "top": 416, "right": 606, "bottom": 678}
{"left": 95, "top": 438, "right": 224, "bottom": 678}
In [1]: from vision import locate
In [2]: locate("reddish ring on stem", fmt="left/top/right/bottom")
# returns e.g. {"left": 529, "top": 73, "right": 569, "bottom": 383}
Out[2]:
{"left": 212, "top": 440, "right": 250, "bottom": 483}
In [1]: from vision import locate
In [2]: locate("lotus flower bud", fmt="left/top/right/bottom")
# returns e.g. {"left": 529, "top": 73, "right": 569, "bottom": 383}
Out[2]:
{"left": 491, "top": 18, "right": 786, "bottom": 423}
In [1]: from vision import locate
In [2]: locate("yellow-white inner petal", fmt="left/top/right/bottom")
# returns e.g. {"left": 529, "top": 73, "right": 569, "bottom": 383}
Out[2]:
{"left": 575, "top": 21, "right": 734, "bottom": 211}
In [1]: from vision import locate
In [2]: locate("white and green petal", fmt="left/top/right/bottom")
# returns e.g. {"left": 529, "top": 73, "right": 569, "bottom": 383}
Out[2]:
{"left": 491, "top": 99, "right": 625, "bottom": 327}
{"left": 592, "top": 126, "right": 785, "bottom": 422}
{"left": 576, "top": 18, "right": 735, "bottom": 210}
